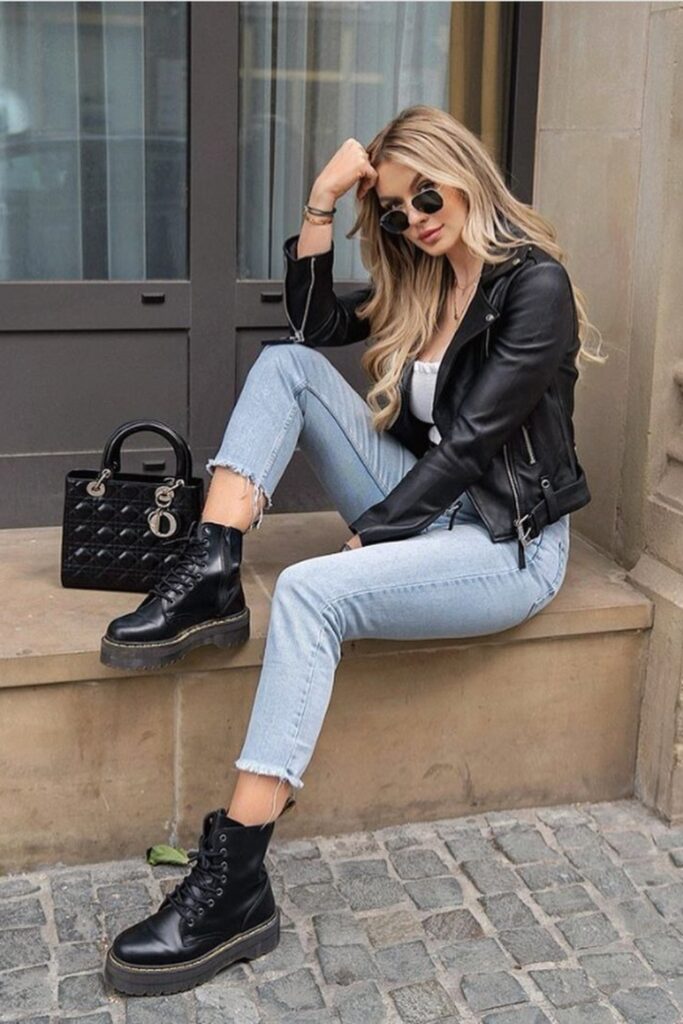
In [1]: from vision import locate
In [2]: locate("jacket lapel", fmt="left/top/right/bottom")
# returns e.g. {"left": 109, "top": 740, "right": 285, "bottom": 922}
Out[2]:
{"left": 430, "top": 243, "right": 534, "bottom": 410}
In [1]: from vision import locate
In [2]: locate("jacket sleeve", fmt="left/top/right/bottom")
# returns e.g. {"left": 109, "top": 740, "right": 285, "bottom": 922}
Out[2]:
{"left": 261, "top": 234, "right": 373, "bottom": 348}
{"left": 348, "top": 260, "right": 576, "bottom": 546}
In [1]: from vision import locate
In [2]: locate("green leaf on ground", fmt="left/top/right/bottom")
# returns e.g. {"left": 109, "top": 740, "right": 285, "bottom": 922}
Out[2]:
{"left": 146, "top": 844, "right": 190, "bottom": 866}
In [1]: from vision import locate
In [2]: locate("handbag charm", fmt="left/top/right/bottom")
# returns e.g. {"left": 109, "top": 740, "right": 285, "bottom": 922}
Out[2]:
{"left": 148, "top": 480, "right": 183, "bottom": 538}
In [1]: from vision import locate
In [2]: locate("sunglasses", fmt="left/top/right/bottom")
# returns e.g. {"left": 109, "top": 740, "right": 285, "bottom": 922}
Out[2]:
{"left": 378, "top": 187, "right": 444, "bottom": 235}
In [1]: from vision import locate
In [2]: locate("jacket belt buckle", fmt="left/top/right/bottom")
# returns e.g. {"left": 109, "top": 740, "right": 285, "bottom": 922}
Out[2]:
{"left": 515, "top": 513, "right": 535, "bottom": 548}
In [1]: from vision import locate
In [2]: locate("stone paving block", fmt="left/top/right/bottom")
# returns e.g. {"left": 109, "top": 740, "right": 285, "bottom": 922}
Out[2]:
{"left": 376, "top": 823, "right": 437, "bottom": 853}
{"left": 0, "top": 896, "right": 46, "bottom": 929}
{"left": 249, "top": 928, "right": 306, "bottom": 974}
{"left": 587, "top": 801, "right": 657, "bottom": 829}
{"left": 460, "top": 858, "right": 518, "bottom": 894}
{"left": 531, "top": 885, "right": 598, "bottom": 918}
{"left": 0, "top": 927, "right": 50, "bottom": 971}
{"left": 563, "top": 853, "right": 639, "bottom": 900}
{"left": 61, "top": 1014, "right": 112, "bottom": 1024}
{"left": 5, "top": 1018, "right": 51, "bottom": 1024}
{"left": 374, "top": 940, "right": 435, "bottom": 984}
{"left": 389, "top": 847, "right": 451, "bottom": 880}
{"left": 553, "top": 1003, "right": 618, "bottom": 1023}
{"left": 482, "top": 1009, "right": 551, "bottom": 1024}
{"left": 612, "top": 897, "right": 668, "bottom": 937}
{"left": 490, "top": 825, "right": 557, "bottom": 865}
{"left": 460, "top": 970, "right": 528, "bottom": 1012}
{"left": 257, "top": 966, "right": 325, "bottom": 1012}
{"left": 653, "top": 828, "right": 683, "bottom": 852}
{"left": 529, "top": 967, "right": 597, "bottom": 1008}
{"left": 603, "top": 831, "right": 657, "bottom": 860}
{"left": 267, "top": 1011, "right": 341, "bottom": 1024}
{"left": 126, "top": 992, "right": 195, "bottom": 1022}
{"left": 497, "top": 926, "right": 568, "bottom": 966}
{"left": 624, "top": 858, "right": 676, "bottom": 888}
{"left": 554, "top": 825, "right": 604, "bottom": 851}
{"left": 555, "top": 912, "right": 620, "bottom": 950}
{"left": 335, "top": 875, "right": 407, "bottom": 912}
{"left": 611, "top": 985, "right": 679, "bottom": 1023}
{"left": 664, "top": 974, "right": 683, "bottom": 1008}
{"left": 58, "top": 972, "right": 109, "bottom": 1013}
{"left": 389, "top": 978, "right": 457, "bottom": 1022}
{"left": 334, "top": 859, "right": 389, "bottom": 880}
{"left": 0, "top": 877, "right": 41, "bottom": 898}
{"left": 271, "top": 838, "right": 321, "bottom": 861}
{"left": 317, "top": 943, "right": 379, "bottom": 986}
{"left": 516, "top": 862, "right": 582, "bottom": 891}
{"left": 324, "top": 832, "right": 382, "bottom": 859}
{"left": 537, "top": 808, "right": 592, "bottom": 828}
{"left": 0, "top": 966, "right": 52, "bottom": 1017}
{"left": 90, "top": 860, "right": 151, "bottom": 883}
{"left": 279, "top": 856, "right": 333, "bottom": 887}
{"left": 96, "top": 881, "right": 153, "bottom": 915}
{"left": 635, "top": 930, "right": 683, "bottom": 975}
{"left": 312, "top": 909, "right": 368, "bottom": 947}
{"left": 287, "top": 881, "right": 348, "bottom": 913}
{"left": 404, "top": 876, "right": 463, "bottom": 910}
{"left": 577, "top": 951, "right": 654, "bottom": 994}
{"left": 443, "top": 828, "right": 496, "bottom": 862}
{"left": 422, "top": 908, "right": 484, "bottom": 942}
{"left": 645, "top": 882, "right": 683, "bottom": 919}
{"left": 333, "top": 979, "right": 386, "bottom": 1024}
{"left": 364, "top": 908, "right": 424, "bottom": 949}
{"left": 50, "top": 873, "right": 100, "bottom": 942}
{"left": 195, "top": 982, "right": 260, "bottom": 1024}
{"left": 480, "top": 892, "right": 539, "bottom": 929}
{"left": 439, "top": 936, "right": 511, "bottom": 974}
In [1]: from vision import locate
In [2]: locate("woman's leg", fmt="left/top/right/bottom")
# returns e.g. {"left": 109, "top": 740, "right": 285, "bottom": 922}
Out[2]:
{"left": 203, "top": 342, "right": 428, "bottom": 824}
{"left": 236, "top": 511, "right": 570, "bottom": 794}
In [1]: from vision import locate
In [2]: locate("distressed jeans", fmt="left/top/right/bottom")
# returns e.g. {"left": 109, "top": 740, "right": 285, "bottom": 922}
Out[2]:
{"left": 206, "top": 343, "right": 570, "bottom": 797}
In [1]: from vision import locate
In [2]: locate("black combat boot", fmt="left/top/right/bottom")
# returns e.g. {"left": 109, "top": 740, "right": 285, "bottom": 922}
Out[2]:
{"left": 100, "top": 520, "right": 250, "bottom": 671}
{"left": 104, "top": 795, "right": 296, "bottom": 995}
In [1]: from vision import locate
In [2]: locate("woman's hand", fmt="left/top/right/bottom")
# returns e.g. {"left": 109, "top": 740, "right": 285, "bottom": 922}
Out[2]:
{"left": 339, "top": 533, "right": 363, "bottom": 551}
{"left": 313, "top": 139, "right": 378, "bottom": 206}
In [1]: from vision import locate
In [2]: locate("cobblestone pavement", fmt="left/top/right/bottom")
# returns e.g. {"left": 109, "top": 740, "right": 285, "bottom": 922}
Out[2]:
{"left": 7, "top": 799, "right": 683, "bottom": 1023}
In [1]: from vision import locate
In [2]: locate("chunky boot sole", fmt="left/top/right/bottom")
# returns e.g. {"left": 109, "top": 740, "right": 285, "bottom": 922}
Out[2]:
{"left": 100, "top": 607, "right": 250, "bottom": 671}
{"left": 104, "top": 907, "right": 279, "bottom": 996}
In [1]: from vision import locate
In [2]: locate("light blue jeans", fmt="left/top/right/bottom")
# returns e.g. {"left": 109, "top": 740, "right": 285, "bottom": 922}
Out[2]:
{"left": 206, "top": 343, "right": 570, "bottom": 801}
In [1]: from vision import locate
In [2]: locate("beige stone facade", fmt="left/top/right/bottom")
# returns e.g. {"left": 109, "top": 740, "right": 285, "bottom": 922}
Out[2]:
{"left": 536, "top": 2, "right": 683, "bottom": 821}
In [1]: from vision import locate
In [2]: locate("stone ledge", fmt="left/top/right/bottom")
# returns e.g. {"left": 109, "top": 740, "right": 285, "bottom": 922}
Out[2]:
{"left": 0, "top": 512, "right": 653, "bottom": 689}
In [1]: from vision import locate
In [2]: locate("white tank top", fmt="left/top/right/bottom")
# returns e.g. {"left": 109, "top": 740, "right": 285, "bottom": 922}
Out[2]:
{"left": 408, "top": 358, "right": 443, "bottom": 445}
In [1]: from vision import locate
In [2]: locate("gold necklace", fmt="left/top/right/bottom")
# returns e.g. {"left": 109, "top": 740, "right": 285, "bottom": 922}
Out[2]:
{"left": 451, "top": 271, "right": 482, "bottom": 321}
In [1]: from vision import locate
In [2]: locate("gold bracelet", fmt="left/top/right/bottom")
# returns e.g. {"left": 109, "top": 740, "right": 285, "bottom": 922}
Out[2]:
{"left": 303, "top": 207, "right": 333, "bottom": 226}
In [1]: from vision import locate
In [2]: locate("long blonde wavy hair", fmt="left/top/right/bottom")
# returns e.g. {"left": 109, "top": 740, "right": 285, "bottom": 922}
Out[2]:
{"left": 346, "top": 104, "right": 607, "bottom": 433}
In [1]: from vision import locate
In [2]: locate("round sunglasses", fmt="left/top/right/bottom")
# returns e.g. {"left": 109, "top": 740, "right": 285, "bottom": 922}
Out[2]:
{"left": 379, "top": 187, "right": 444, "bottom": 235}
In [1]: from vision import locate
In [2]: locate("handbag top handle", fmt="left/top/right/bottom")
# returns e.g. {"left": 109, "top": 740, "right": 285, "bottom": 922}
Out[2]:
{"left": 101, "top": 419, "right": 193, "bottom": 481}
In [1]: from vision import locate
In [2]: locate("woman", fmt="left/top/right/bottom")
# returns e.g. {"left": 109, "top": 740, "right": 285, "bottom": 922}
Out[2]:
{"left": 102, "top": 104, "right": 605, "bottom": 996}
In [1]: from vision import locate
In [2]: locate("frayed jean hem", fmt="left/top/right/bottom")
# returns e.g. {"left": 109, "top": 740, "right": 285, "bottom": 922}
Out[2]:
{"left": 205, "top": 458, "right": 273, "bottom": 531}
{"left": 234, "top": 758, "right": 304, "bottom": 791}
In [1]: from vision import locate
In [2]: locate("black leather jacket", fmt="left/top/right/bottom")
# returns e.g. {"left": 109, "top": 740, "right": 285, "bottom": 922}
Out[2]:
{"left": 262, "top": 232, "right": 591, "bottom": 569}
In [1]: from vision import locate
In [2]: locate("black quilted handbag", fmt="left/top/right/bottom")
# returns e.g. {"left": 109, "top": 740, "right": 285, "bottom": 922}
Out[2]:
{"left": 61, "top": 419, "right": 205, "bottom": 593}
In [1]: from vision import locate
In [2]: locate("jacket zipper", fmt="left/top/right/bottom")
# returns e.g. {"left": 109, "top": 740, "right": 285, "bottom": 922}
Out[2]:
{"left": 521, "top": 424, "right": 537, "bottom": 464}
{"left": 503, "top": 442, "right": 528, "bottom": 569}
{"left": 283, "top": 252, "right": 317, "bottom": 342}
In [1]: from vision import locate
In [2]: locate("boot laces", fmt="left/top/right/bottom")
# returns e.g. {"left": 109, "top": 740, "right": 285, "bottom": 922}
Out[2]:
{"left": 165, "top": 829, "right": 230, "bottom": 927}
{"left": 151, "top": 521, "right": 211, "bottom": 600}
